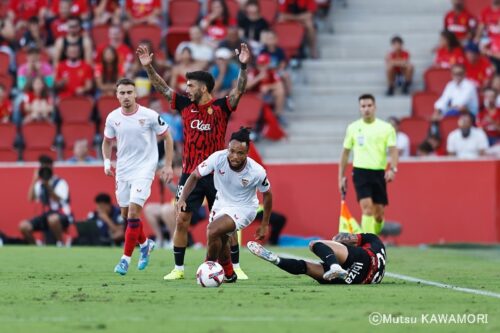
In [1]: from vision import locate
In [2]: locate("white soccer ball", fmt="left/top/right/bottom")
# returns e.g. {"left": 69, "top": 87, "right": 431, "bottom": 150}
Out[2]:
{"left": 196, "top": 261, "right": 225, "bottom": 288}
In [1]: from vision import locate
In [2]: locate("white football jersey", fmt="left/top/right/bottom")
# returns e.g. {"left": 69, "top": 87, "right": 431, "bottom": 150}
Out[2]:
{"left": 104, "top": 104, "right": 169, "bottom": 181}
{"left": 197, "top": 150, "right": 270, "bottom": 208}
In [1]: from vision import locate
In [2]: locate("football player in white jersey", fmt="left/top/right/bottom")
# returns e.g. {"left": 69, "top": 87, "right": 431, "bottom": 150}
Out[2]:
{"left": 102, "top": 78, "right": 174, "bottom": 275}
{"left": 176, "top": 128, "right": 272, "bottom": 282}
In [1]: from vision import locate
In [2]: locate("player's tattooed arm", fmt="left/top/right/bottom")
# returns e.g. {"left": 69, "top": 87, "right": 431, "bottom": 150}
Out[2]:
{"left": 228, "top": 66, "right": 247, "bottom": 109}
{"left": 332, "top": 233, "right": 358, "bottom": 246}
{"left": 136, "top": 44, "right": 173, "bottom": 101}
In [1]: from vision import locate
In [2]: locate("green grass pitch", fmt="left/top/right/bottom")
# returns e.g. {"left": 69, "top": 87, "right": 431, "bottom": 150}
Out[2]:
{"left": 0, "top": 246, "right": 499, "bottom": 333}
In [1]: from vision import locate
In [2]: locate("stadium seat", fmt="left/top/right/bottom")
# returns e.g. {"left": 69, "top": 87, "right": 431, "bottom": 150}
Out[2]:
{"left": 129, "top": 24, "right": 162, "bottom": 51}
{"left": 0, "top": 123, "right": 16, "bottom": 150}
{"left": 97, "top": 95, "right": 120, "bottom": 131}
{"left": 63, "top": 147, "right": 97, "bottom": 160}
{"left": 0, "top": 52, "right": 9, "bottom": 74}
{"left": 0, "top": 73, "right": 12, "bottom": 93}
{"left": 0, "top": 149, "right": 18, "bottom": 161}
{"left": 412, "top": 91, "right": 439, "bottom": 120}
{"left": 260, "top": 0, "right": 279, "bottom": 24}
{"left": 58, "top": 96, "right": 94, "bottom": 124}
{"left": 273, "top": 22, "right": 305, "bottom": 59}
{"left": 231, "top": 94, "right": 263, "bottom": 127}
{"left": 464, "top": 0, "right": 489, "bottom": 19}
{"left": 22, "top": 148, "right": 57, "bottom": 161}
{"left": 440, "top": 116, "right": 459, "bottom": 141}
{"left": 166, "top": 26, "right": 190, "bottom": 57}
{"left": 22, "top": 122, "right": 56, "bottom": 149}
{"left": 91, "top": 24, "right": 110, "bottom": 49}
{"left": 424, "top": 68, "right": 451, "bottom": 95}
{"left": 168, "top": 0, "right": 200, "bottom": 27}
{"left": 61, "top": 123, "right": 95, "bottom": 149}
{"left": 399, "top": 117, "right": 430, "bottom": 155}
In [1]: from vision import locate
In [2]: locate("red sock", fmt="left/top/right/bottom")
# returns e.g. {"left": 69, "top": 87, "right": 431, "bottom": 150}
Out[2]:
{"left": 138, "top": 221, "right": 146, "bottom": 244}
{"left": 124, "top": 219, "right": 141, "bottom": 256}
{"left": 220, "top": 260, "right": 234, "bottom": 277}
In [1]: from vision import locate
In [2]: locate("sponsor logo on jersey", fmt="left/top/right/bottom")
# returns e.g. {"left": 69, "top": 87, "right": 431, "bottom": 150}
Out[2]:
{"left": 207, "top": 107, "right": 213, "bottom": 115}
{"left": 190, "top": 109, "right": 199, "bottom": 113}
{"left": 114, "top": 122, "right": 121, "bottom": 126}
{"left": 233, "top": 214, "right": 239, "bottom": 220}
{"left": 136, "top": 189, "right": 142, "bottom": 192}
{"left": 190, "top": 119, "right": 211, "bottom": 131}
{"left": 218, "top": 169, "right": 225, "bottom": 175}
{"left": 241, "top": 178, "right": 249, "bottom": 186}
{"left": 139, "top": 119, "right": 146, "bottom": 126}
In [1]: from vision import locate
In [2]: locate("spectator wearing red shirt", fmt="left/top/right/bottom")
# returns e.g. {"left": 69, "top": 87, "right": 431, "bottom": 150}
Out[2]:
{"left": 247, "top": 53, "right": 286, "bottom": 117}
{"left": 385, "top": 36, "right": 414, "bottom": 96}
{"left": 124, "top": 0, "right": 161, "bottom": 26}
{"left": 278, "top": 0, "right": 318, "bottom": 58}
{"left": 463, "top": 41, "right": 494, "bottom": 88}
{"left": 54, "top": 44, "right": 93, "bottom": 99}
{"left": 22, "top": 76, "right": 54, "bottom": 124}
{"left": 49, "top": 0, "right": 73, "bottom": 42}
{"left": 0, "top": 84, "right": 12, "bottom": 123}
{"left": 444, "top": 0, "right": 477, "bottom": 43}
{"left": 434, "top": 30, "right": 465, "bottom": 68}
{"left": 53, "top": 16, "right": 93, "bottom": 68}
{"left": 478, "top": 88, "right": 500, "bottom": 144}
{"left": 200, "top": 0, "right": 237, "bottom": 45}
{"left": 479, "top": 1, "right": 500, "bottom": 74}
{"left": 95, "top": 25, "right": 133, "bottom": 76}
{"left": 7, "top": 0, "right": 48, "bottom": 32}
{"left": 95, "top": 46, "right": 124, "bottom": 96}
{"left": 93, "top": 0, "right": 121, "bottom": 26}
{"left": 49, "top": 0, "right": 90, "bottom": 21}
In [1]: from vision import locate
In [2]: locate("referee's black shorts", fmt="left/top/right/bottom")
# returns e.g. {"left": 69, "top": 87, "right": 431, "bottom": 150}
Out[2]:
{"left": 352, "top": 167, "right": 388, "bottom": 205}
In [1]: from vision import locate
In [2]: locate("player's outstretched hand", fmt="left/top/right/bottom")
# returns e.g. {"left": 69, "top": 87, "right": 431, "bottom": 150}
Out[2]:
{"left": 176, "top": 199, "right": 187, "bottom": 215}
{"left": 235, "top": 43, "right": 251, "bottom": 64}
{"left": 136, "top": 44, "right": 153, "bottom": 66}
{"left": 254, "top": 224, "right": 268, "bottom": 240}
{"left": 160, "top": 165, "right": 174, "bottom": 184}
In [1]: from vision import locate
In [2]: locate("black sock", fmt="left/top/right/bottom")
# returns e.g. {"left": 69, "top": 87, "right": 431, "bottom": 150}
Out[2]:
{"left": 230, "top": 244, "right": 239, "bottom": 265}
{"left": 173, "top": 246, "right": 186, "bottom": 266}
{"left": 277, "top": 258, "right": 307, "bottom": 275}
{"left": 312, "top": 242, "right": 338, "bottom": 267}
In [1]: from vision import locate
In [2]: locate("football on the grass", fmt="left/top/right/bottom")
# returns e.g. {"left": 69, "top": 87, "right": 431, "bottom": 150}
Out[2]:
{"left": 196, "top": 261, "right": 225, "bottom": 287}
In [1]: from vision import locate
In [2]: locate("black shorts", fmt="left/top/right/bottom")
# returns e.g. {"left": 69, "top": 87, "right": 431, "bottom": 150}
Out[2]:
{"left": 352, "top": 167, "right": 388, "bottom": 205}
{"left": 176, "top": 173, "right": 216, "bottom": 213}
{"left": 319, "top": 246, "right": 373, "bottom": 285}
{"left": 30, "top": 212, "right": 71, "bottom": 231}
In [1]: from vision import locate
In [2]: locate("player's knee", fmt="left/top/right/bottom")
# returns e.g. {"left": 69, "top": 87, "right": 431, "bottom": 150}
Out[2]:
{"left": 175, "top": 214, "right": 190, "bottom": 231}
{"left": 19, "top": 221, "right": 31, "bottom": 232}
{"left": 206, "top": 223, "right": 221, "bottom": 239}
{"left": 47, "top": 214, "right": 60, "bottom": 226}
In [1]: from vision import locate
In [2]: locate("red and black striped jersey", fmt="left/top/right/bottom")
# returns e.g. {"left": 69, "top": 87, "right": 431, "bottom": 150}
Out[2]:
{"left": 171, "top": 92, "right": 235, "bottom": 173}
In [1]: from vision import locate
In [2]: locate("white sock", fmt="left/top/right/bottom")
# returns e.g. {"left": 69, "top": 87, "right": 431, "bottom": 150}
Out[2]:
{"left": 274, "top": 257, "right": 280, "bottom": 265}
{"left": 175, "top": 265, "right": 184, "bottom": 271}
{"left": 139, "top": 239, "right": 149, "bottom": 248}
{"left": 121, "top": 255, "right": 131, "bottom": 264}
{"left": 233, "top": 263, "right": 240, "bottom": 269}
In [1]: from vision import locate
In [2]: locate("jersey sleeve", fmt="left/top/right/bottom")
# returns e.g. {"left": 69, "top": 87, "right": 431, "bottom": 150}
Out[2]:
{"left": 342, "top": 125, "right": 354, "bottom": 149}
{"left": 216, "top": 96, "right": 236, "bottom": 115}
{"left": 151, "top": 111, "right": 169, "bottom": 136}
{"left": 103, "top": 114, "right": 116, "bottom": 139}
{"left": 257, "top": 169, "right": 271, "bottom": 193}
{"left": 386, "top": 125, "right": 397, "bottom": 147}
{"left": 356, "top": 233, "right": 380, "bottom": 247}
{"left": 197, "top": 152, "right": 219, "bottom": 177}
{"left": 54, "top": 179, "right": 70, "bottom": 202}
{"left": 171, "top": 91, "right": 192, "bottom": 115}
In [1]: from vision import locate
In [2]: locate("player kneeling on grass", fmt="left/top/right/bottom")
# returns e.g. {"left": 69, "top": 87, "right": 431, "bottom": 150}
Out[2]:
{"left": 248, "top": 233, "right": 386, "bottom": 284}
{"left": 177, "top": 127, "right": 272, "bottom": 283}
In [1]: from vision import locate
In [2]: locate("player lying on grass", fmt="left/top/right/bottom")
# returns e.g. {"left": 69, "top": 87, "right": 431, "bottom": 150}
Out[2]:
{"left": 248, "top": 233, "right": 386, "bottom": 284}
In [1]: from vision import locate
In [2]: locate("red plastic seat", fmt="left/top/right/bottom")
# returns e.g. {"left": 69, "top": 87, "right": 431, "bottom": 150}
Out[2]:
{"left": 0, "top": 52, "right": 9, "bottom": 74}
{"left": 166, "top": 26, "right": 191, "bottom": 57}
{"left": 59, "top": 96, "right": 94, "bottom": 124}
{"left": 129, "top": 24, "right": 162, "bottom": 51}
{"left": 0, "top": 123, "right": 16, "bottom": 150}
{"left": 168, "top": 0, "right": 201, "bottom": 27}
{"left": 23, "top": 122, "right": 56, "bottom": 149}
{"left": 441, "top": 116, "right": 460, "bottom": 141}
{"left": 273, "top": 22, "right": 305, "bottom": 59}
{"left": 399, "top": 117, "right": 430, "bottom": 155}
{"left": 61, "top": 123, "right": 95, "bottom": 149}
{"left": 424, "top": 68, "right": 451, "bottom": 94}
{"left": 260, "top": 0, "right": 278, "bottom": 24}
{"left": 412, "top": 91, "right": 439, "bottom": 120}
{"left": 231, "top": 94, "right": 263, "bottom": 127}
{"left": 464, "top": 0, "right": 489, "bottom": 19}
{"left": 22, "top": 148, "right": 57, "bottom": 162}
{"left": 0, "top": 149, "right": 18, "bottom": 161}
{"left": 0, "top": 74, "right": 12, "bottom": 93}
{"left": 91, "top": 24, "right": 111, "bottom": 49}
{"left": 97, "top": 95, "right": 120, "bottom": 132}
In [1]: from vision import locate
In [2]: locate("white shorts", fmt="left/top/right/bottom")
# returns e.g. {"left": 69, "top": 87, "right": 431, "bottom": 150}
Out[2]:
{"left": 209, "top": 202, "right": 257, "bottom": 232}
{"left": 116, "top": 178, "right": 153, "bottom": 207}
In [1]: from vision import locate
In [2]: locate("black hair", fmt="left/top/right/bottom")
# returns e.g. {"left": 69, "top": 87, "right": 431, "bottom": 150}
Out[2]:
{"left": 441, "top": 30, "right": 461, "bottom": 50}
{"left": 418, "top": 141, "right": 434, "bottom": 154}
{"left": 101, "top": 46, "right": 119, "bottom": 83}
{"left": 211, "top": 0, "right": 230, "bottom": 26}
{"left": 95, "top": 193, "right": 112, "bottom": 204}
{"left": 116, "top": 77, "right": 135, "bottom": 87}
{"left": 230, "top": 127, "right": 251, "bottom": 147}
{"left": 391, "top": 35, "right": 403, "bottom": 44}
{"left": 388, "top": 116, "right": 400, "bottom": 125}
{"left": 28, "top": 16, "right": 39, "bottom": 24}
{"left": 358, "top": 94, "right": 376, "bottom": 103}
{"left": 38, "top": 154, "right": 53, "bottom": 166}
{"left": 186, "top": 71, "right": 215, "bottom": 93}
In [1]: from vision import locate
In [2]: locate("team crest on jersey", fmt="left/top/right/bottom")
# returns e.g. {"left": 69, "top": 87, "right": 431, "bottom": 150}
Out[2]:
{"left": 241, "top": 178, "right": 249, "bottom": 186}
{"left": 138, "top": 119, "right": 146, "bottom": 126}
{"left": 207, "top": 107, "right": 213, "bottom": 115}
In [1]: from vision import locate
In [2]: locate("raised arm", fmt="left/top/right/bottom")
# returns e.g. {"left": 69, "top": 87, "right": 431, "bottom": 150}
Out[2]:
{"left": 136, "top": 45, "right": 174, "bottom": 101}
{"left": 228, "top": 43, "right": 251, "bottom": 109}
